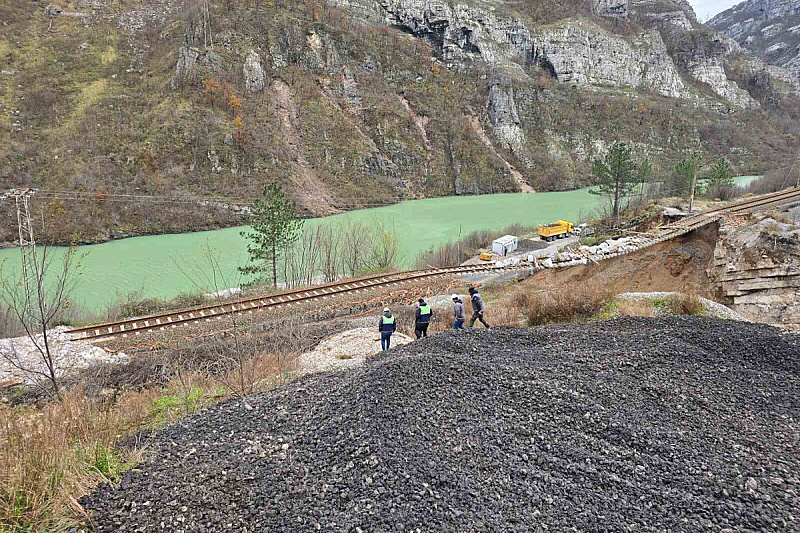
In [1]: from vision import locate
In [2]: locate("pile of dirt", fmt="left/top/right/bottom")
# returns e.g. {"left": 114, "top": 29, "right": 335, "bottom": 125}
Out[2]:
{"left": 81, "top": 317, "right": 799, "bottom": 531}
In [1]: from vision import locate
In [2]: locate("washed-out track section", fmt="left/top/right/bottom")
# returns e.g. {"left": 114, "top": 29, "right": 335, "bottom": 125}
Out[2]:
{"left": 68, "top": 186, "right": 800, "bottom": 342}
{"left": 541, "top": 186, "right": 800, "bottom": 269}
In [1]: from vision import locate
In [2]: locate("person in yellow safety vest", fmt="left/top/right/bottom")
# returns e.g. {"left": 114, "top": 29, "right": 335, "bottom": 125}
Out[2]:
{"left": 414, "top": 298, "right": 433, "bottom": 339}
{"left": 378, "top": 307, "right": 396, "bottom": 351}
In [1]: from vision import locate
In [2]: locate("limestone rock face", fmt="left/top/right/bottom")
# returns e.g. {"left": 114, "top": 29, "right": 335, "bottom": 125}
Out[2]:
{"left": 532, "top": 21, "right": 689, "bottom": 99}
{"left": 172, "top": 47, "right": 224, "bottom": 88}
{"left": 594, "top": 0, "right": 629, "bottom": 19}
{"left": 638, "top": 9, "right": 693, "bottom": 30}
{"left": 243, "top": 50, "right": 265, "bottom": 93}
{"left": 689, "top": 56, "right": 758, "bottom": 107}
{"left": 708, "top": 215, "right": 800, "bottom": 329}
{"left": 709, "top": 0, "right": 800, "bottom": 78}
{"left": 487, "top": 78, "right": 528, "bottom": 164}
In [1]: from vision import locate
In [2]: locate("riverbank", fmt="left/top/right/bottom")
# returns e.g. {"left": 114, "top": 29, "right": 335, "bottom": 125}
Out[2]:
{"left": 0, "top": 177, "right": 763, "bottom": 308}
{"left": 0, "top": 189, "right": 604, "bottom": 309}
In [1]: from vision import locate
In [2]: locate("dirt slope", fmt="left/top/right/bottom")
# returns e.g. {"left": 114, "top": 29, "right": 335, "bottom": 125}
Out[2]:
{"left": 531, "top": 223, "right": 719, "bottom": 297}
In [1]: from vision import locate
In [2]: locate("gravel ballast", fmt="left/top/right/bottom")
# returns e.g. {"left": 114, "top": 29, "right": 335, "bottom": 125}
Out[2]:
{"left": 82, "top": 317, "right": 800, "bottom": 532}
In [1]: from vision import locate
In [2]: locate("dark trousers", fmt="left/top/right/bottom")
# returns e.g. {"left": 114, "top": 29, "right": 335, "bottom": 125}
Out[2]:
{"left": 469, "top": 311, "right": 490, "bottom": 328}
{"left": 414, "top": 322, "right": 429, "bottom": 339}
{"left": 380, "top": 331, "right": 392, "bottom": 350}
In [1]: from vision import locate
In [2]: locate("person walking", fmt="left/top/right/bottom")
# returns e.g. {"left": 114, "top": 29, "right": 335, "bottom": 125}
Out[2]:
{"left": 452, "top": 294, "right": 466, "bottom": 332}
{"left": 378, "top": 307, "right": 396, "bottom": 350}
{"left": 414, "top": 298, "right": 433, "bottom": 339}
{"left": 468, "top": 287, "right": 490, "bottom": 329}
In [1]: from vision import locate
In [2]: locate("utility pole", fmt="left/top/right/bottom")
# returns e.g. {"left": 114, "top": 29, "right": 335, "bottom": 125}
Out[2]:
{"left": 2, "top": 188, "right": 39, "bottom": 323}
{"left": 689, "top": 166, "right": 697, "bottom": 213}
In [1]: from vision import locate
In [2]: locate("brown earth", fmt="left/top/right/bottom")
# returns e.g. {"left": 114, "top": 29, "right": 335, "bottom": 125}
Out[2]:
{"left": 526, "top": 223, "right": 720, "bottom": 297}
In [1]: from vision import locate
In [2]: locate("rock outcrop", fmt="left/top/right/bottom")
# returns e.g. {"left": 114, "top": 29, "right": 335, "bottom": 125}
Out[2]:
{"left": 709, "top": 0, "right": 800, "bottom": 78}
{"left": 375, "top": 0, "right": 760, "bottom": 108}
{"left": 689, "top": 56, "right": 758, "bottom": 107}
{"left": 487, "top": 78, "right": 528, "bottom": 165}
{"left": 630, "top": 0, "right": 696, "bottom": 29}
{"left": 243, "top": 50, "right": 266, "bottom": 92}
{"left": 532, "top": 21, "right": 689, "bottom": 98}
{"left": 709, "top": 213, "right": 800, "bottom": 329}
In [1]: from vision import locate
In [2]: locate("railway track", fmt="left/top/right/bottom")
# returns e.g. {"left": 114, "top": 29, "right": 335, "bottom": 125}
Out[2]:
{"left": 67, "top": 263, "right": 522, "bottom": 341}
{"left": 68, "top": 186, "right": 800, "bottom": 343}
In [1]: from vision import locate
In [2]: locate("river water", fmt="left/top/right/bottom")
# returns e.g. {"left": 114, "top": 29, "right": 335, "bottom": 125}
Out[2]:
{"left": 0, "top": 177, "right": 760, "bottom": 310}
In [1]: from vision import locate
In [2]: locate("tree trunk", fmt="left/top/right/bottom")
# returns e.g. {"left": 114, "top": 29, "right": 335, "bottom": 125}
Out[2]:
{"left": 272, "top": 242, "right": 277, "bottom": 289}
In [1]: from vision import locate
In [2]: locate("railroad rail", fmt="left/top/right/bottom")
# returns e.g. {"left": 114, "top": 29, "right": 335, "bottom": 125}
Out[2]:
{"left": 67, "top": 186, "right": 800, "bottom": 342}
{"left": 66, "top": 263, "right": 524, "bottom": 341}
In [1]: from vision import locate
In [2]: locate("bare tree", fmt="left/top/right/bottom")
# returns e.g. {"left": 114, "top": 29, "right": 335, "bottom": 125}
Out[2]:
{"left": 365, "top": 218, "right": 403, "bottom": 272}
{"left": 0, "top": 244, "right": 84, "bottom": 400}
{"left": 339, "top": 219, "right": 369, "bottom": 277}
{"left": 316, "top": 224, "right": 340, "bottom": 282}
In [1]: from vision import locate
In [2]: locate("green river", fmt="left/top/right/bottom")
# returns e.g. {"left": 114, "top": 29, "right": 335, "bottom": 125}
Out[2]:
{"left": 0, "top": 176, "right": 761, "bottom": 310}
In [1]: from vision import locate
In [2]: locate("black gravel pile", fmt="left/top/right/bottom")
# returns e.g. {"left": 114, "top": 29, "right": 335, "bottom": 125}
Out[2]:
{"left": 82, "top": 317, "right": 800, "bottom": 532}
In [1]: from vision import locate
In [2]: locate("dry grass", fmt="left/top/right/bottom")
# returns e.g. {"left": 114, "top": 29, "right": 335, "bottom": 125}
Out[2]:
{"left": 515, "top": 285, "right": 614, "bottom": 326}
{"left": 0, "top": 354, "right": 293, "bottom": 532}
{"left": 617, "top": 299, "right": 655, "bottom": 317}
{"left": 668, "top": 293, "right": 705, "bottom": 316}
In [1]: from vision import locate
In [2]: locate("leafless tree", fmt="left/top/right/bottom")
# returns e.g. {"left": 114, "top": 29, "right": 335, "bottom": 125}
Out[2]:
{"left": 365, "top": 218, "right": 403, "bottom": 272}
{"left": 316, "top": 224, "right": 340, "bottom": 282}
{"left": 339, "top": 219, "right": 369, "bottom": 277}
{"left": 0, "top": 244, "right": 84, "bottom": 400}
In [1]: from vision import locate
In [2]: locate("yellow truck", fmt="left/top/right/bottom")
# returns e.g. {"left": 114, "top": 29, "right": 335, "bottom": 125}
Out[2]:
{"left": 538, "top": 220, "right": 574, "bottom": 242}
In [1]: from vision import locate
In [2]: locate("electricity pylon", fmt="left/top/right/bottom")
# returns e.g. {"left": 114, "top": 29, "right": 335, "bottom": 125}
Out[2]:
{"left": 2, "top": 188, "right": 39, "bottom": 323}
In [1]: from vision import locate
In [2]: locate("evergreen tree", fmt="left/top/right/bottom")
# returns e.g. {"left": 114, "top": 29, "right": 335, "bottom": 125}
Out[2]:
{"left": 672, "top": 157, "right": 701, "bottom": 197}
{"left": 239, "top": 182, "right": 304, "bottom": 288}
{"left": 589, "top": 142, "right": 638, "bottom": 219}
{"left": 708, "top": 159, "right": 734, "bottom": 187}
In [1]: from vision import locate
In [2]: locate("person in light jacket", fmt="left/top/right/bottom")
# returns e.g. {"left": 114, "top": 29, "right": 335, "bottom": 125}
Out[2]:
{"left": 468, "top": 287, "right": 490, "bottom": 329}
{"left": 378, "top": 307, "right": 396, "bottom": 350}
{"left": 415, "top": 298, "right": 433, "bottom": 339}
{"left": 452, "top": 294, "right": 466, "bottom": 331}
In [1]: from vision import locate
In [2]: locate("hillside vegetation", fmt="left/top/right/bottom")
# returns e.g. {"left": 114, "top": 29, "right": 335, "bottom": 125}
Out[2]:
{"left": 1, "top": 0, "right": 800, "bottom": 245}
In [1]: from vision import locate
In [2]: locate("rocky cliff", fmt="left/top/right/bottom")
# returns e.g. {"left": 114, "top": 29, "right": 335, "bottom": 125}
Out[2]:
{"left": 708, "top": 208, "right": 800, "bottom": 328}
{"left": 709, "top": 0, "right": 800, "bottom": 78}
{"left": 1, "top": 0, "right": 800, "bottom": 245}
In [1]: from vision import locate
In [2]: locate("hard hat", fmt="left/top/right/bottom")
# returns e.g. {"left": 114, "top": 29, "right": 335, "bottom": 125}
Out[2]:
{"left": 383, "top": 307, "right": 390, "bottom": 312}
{"left": 451, "top": 294, "right": 458, "bottom": 300}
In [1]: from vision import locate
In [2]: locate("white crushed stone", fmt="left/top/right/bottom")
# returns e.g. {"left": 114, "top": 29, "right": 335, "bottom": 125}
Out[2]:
{"left": 0, "top": 326, "right": 128, "bottom": 385}
{"left": 618, "top": 292, "right": 747, "bottom": 321}
{"left": 297, "top": 327, "right": 413, "bottom": 375}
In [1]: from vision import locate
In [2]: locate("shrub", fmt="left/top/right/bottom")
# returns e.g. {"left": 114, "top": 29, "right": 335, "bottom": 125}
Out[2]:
{"left": 617, "top": 299, "right": 655, "bottom": 317}
{"left": 519, "top": 285, "right": 613, "bottom": 326}
{"left": 668, "top": 293, "right": 704, "bottom": 316}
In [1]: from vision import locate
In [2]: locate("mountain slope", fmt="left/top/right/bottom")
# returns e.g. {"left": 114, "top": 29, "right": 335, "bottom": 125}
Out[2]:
{"left": 709, "top": 0, "right": 800, "bottom": 78}
{"left": 1, "top": 0, "right": 800, "bottom": 246}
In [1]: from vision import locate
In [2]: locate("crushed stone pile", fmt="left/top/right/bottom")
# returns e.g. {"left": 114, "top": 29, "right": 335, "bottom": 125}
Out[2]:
{"left": 297, "top": 327, "right": 413, "bottom": 375}
{"left": 0, "top": 326, "right": 128, "bottom": 385}
{"left": 82, "top": 317, "right": 799, "bottom": 531}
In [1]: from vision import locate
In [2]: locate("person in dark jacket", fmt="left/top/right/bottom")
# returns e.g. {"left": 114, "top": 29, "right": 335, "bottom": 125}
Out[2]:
{"left": 452, "top": 294, "right": 466, "bottom": 331}
{"left": 378, "top": 307, "right": 396, "bottom": 350}
{"left": 414, "top": 298, "right": 433, "bottom": 339}
{"left": 468, "top": 287, "right": 490, "bottom": 329}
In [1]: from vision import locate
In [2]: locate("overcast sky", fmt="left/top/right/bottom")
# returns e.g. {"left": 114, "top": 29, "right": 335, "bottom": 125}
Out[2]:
{"left": 688, "top": 0, "right": 744, "bottom": 22}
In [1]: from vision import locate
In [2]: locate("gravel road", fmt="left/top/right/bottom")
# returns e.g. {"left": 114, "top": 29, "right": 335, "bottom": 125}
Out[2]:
{"left": 82, "top": 317, "right": 799, "bottom": 532}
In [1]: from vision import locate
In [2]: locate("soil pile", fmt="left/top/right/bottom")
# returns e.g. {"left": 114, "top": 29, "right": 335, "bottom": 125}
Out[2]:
{"left": 82, "top": 317, "right": 799, "bottom": 532}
